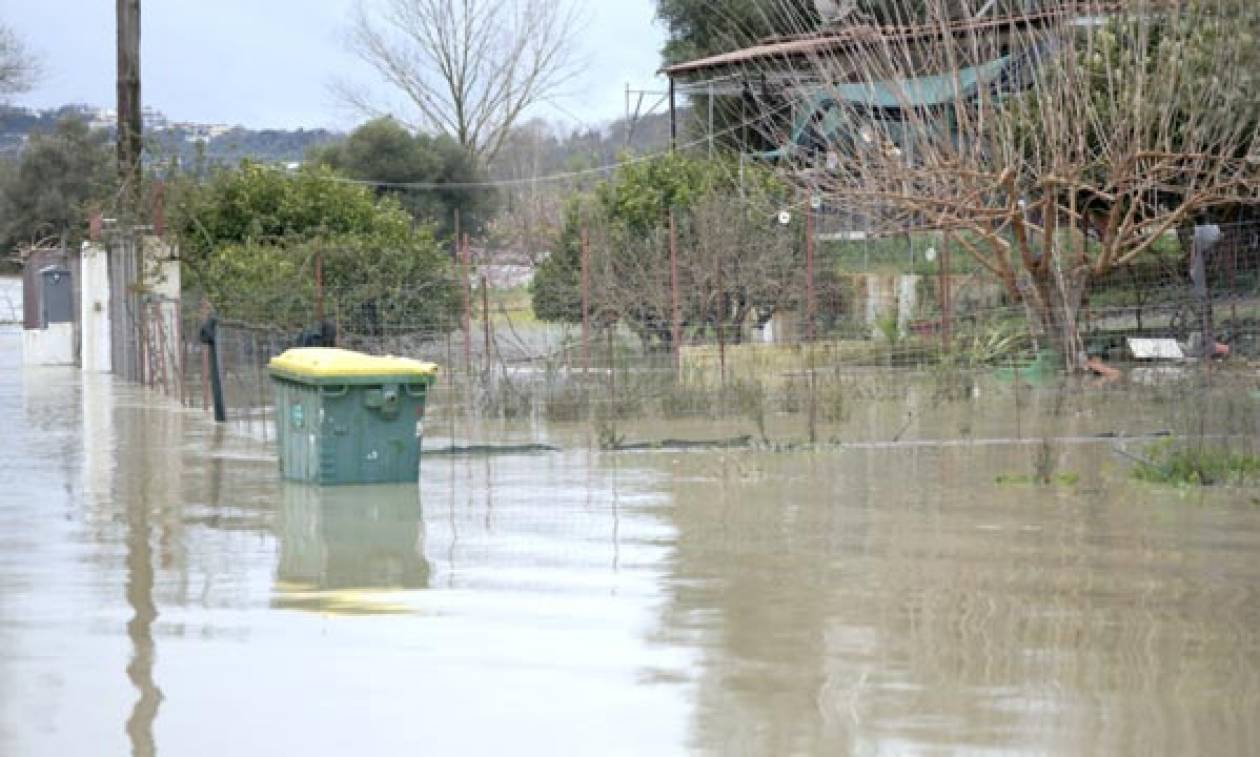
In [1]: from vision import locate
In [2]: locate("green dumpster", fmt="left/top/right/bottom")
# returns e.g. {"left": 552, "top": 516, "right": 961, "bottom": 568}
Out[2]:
{"left": 268, "top": 348, "right": 439, "bottom": 485}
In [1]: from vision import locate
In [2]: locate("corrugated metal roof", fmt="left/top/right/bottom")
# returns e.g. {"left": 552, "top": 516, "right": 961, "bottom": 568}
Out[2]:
{"left": 660, "top": 3, "right": 1128, "bottom": 78}
{"left": 660, "top": 28, "right": 882, "bottom": 77}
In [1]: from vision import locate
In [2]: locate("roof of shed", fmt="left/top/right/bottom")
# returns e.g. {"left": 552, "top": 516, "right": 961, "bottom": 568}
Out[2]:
{"left": 659, "top": 3, "right": 1122, "bottom": 78}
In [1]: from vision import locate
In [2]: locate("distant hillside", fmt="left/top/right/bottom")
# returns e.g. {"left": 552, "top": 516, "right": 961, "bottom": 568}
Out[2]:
{"left": 0, "top": 104, "right": 339, "bottom": 166}
{"left": 1, "top": 103, "right": 678, "bottom": 178}
{"left": 148, "top": 126, "right": 340, "bottom": 167}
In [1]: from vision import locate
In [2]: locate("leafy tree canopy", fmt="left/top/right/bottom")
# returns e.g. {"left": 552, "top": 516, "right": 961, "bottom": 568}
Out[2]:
{"left": 312, "top": 117, "right": 495, "bottom": 239}
{"left": 532, "top": 153, "right": 789, "bottom": 331}
{"left": 0, "top": 118, "right": 114, "bottom": 256}
{"left": 175, "top": 161, "right": 459, "bottom": 332}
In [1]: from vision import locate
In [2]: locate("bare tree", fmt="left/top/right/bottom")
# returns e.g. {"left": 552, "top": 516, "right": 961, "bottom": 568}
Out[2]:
{"left": 0, "top": 24, "right": 39, "bottom": 97}
{"left": 748, "top": 0, "right": 1260, "bottom": 367}
{"left": 485, "top": 119, "right": 568, "bottom": 265}
{"left": 341, "top": 0, "right": 583, "bottom": 164}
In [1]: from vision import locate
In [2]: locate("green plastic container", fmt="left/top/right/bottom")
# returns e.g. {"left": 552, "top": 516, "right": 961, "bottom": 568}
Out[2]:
{"left": 268, "top": 348, "right": 439, "bottom": 485}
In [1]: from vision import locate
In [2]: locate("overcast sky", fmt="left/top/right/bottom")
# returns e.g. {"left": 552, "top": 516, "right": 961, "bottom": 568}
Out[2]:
{"left": 2, "top": 0, "right": 668, "bottom": 131}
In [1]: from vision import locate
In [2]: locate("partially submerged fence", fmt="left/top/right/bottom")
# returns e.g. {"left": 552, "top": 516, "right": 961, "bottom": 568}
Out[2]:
{"left": 178, "top": 218, "right": 1260, "bottom": 444}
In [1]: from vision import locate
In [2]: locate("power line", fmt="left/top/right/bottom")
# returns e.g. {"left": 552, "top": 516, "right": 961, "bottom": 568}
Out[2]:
{"left": 320, "top": 98, "right": 798, "bottom": 191}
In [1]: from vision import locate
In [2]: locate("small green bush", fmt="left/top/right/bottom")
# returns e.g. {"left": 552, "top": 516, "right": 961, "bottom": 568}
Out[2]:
{"left": 1134, "top": 441, "right": 1260, "bottom": 486}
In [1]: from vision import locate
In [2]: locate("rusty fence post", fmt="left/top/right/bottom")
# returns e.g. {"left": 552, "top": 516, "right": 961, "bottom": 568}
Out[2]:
{"left": 314, "top": 252, "right": 324, "bottom": 324}
{"left": 805, "top": 200, "right": 816, "bottom": 342}
{"left": 581, "top": 226, "right": 591, "bottom": 377}
{"left": 669, "top": 209, "right": 682, "bottom": 377}
{"left": 462, "top": 233, "right": 473, "bottom": 379}
{"left": 940, "top": 231, "right": 953, "bottom": 354}
{"left": 716, "top": 245, "right": 726, "bottom": 387}
{"left": 481, "top": 274, "right": 492, "bottom": 378}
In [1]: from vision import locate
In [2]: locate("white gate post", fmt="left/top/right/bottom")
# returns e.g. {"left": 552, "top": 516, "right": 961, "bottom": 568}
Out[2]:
{"left": 81, "top": 241, "right": 112, "bottom": 373}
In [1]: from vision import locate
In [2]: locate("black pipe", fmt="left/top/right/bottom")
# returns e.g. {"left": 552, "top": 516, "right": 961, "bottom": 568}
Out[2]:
{"left": 669, "top": 77, "right": 677, "bottom": 152}
{"left": 198, "top": 315, "right": 227, "bottom": 423}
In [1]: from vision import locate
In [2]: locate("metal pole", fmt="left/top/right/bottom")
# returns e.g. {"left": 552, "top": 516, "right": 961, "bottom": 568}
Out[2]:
{"left": 669, "top": 210, "right": 682, "bottom": 375}
{"left": 707, "top": 83, "right": 715, "bottom": 158}
{"left": 624, "top": 83, "right": 631, "bottom": 146}
{"left": 668, "top": 78, "right": 678, "bottom": 152}
{"left": 581, "top": 227, "right": 591, "bottom": 376}
{"left": 462, "top": 233, "right": 472, "bottom": 377}
{"left": 806, "top": 201, "right": 816, "bottom": 342}
{"left": 199, "top": 315, "right": 226, "bottom": 423}
{"left": 716, "top": 246, "right": 726, "bottom": 386}
{"left": 607, "top": 327, "right": 617, "bottom": 442}
{"left": 1230, "top": 235, "right": 1238, "bottom": 331}
{"left": 481, "top": 274, "right": 492, "bottom": 377}
{"left": 252, "top": 331, "right": 267, "bottom": 438}
{"left": 941, "top": 231, "right": 952, "bottom": 353}
{"left": 200, "top": 306, "right": 210, "bottom": 411}
{"left": 314, "top": 252, "right": 324, "bottom": 323}
{"left": 452, "top": 208, "right": 460, "bottom": 261}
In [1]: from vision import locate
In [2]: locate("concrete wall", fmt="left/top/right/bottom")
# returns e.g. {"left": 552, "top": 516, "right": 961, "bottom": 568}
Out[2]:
{"left": 847, "top": 273, "right": 1007, "bottom": 336}
{"left": 80, "top": 242, "right": 112, "bottom": 373}
{"left": 22, "top": 322, "right": 75, "bottom": 365}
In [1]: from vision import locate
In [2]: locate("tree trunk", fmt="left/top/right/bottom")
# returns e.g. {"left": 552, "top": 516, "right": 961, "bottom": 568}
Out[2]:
{"left": 1019, "top": 262, "right": 1089, "bottom": 371}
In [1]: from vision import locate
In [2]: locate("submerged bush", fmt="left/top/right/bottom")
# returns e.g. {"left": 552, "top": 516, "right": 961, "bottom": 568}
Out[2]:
{"left": 1134, "top": 441, "right": 1260, "bottom": 487}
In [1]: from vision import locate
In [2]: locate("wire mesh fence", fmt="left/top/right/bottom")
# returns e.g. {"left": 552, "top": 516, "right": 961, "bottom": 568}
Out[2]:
{"left": 177, "top": 217, "right": 1260, "bottom": 447}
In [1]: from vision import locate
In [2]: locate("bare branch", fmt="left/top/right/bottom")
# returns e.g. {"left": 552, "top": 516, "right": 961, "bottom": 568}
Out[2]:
{"left": 341, "top": 0, "right": 585, "bottom": 164}
{"left": 0, "top": 24, "right": 40, "bottom": 97}
{"left": 669, "top": 0, "right": 1258, "bottom": 364}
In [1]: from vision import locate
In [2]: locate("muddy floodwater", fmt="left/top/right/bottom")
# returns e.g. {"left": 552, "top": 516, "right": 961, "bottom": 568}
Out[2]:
{"left": 3, "top": 311, "right": 1260, "bottom": 754}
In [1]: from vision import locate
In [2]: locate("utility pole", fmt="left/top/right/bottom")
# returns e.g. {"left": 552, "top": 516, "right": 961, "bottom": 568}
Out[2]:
{"left": 117, "top": 0, "right": 142, "bottom": 209}
{"left": 115, "top": 0, "right": 144, "bottom": 384}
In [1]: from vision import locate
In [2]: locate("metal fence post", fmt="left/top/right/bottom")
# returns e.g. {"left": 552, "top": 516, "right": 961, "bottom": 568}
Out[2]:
{"left": 481, "top": 274, "right": 492, "bottom": 378}
{"left": 462, "top": 233, "right": 472, "bottom": 379}
{"left": 669, "top": 209, "right": 682, "bottom": 377}
{"left": 806, "top": 200, "right": 816, "bottom": 342}
{"left": 581, "top": 226, "right": 591, "bottom": 376}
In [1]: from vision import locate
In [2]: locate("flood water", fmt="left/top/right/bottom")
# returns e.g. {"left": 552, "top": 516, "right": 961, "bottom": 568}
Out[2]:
{"left": 3, "top": 295, "right": 1260, "bottom": 754}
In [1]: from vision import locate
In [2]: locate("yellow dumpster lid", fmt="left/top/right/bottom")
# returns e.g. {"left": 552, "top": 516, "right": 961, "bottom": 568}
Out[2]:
{"left": 269, "top": 348, "right": 439, "bottom": 381}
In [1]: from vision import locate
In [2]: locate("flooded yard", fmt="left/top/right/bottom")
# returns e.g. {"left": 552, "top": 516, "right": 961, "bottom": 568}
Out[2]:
{"left": 2, "top": 313, "right": 1259, "bottom": 755}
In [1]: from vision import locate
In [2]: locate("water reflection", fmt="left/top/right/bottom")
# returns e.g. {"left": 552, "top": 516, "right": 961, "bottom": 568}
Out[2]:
{"left": 654, "top": 443, "right": 1260, "bottom": 755}
{"left": 109, "top": 386, "right": 182, "bottom": 757}
{"left": 274, "top": 484, "right": 429, "bottom": 615}
{"left": 123, "top": 494, "right": 160, "bottom": 757}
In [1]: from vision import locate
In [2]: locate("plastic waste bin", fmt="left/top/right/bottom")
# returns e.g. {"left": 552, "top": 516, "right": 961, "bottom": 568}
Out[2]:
{"left": 268, "top": 348, "right": 439, "bottom": 485}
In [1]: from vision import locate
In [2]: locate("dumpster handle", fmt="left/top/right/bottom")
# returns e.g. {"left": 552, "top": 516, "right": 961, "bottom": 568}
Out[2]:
{"left": 319, "top": 384, "right": 350, "bottom": 398}
{"left": 404, "top": 384, "right": 429, "bottom": 398}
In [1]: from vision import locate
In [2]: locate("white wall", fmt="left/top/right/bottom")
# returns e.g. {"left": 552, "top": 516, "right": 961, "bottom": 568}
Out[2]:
{"left": 23, "top": 322, "right": 76, "bottom": 366}
{"left": 80, "top": 242, "right": 112, "bottom": 373}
